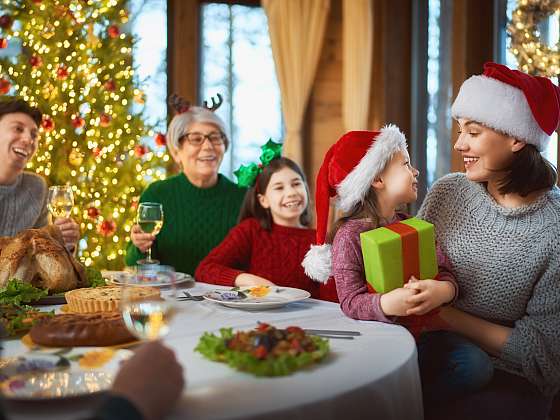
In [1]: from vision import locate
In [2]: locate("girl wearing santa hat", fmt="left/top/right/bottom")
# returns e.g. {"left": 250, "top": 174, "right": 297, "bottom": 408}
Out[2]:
{"left": 196, "top": 148, "right": 337, "bottom": 302}
{"left": 416, "top": 62, "right": 559, "bottom": 420}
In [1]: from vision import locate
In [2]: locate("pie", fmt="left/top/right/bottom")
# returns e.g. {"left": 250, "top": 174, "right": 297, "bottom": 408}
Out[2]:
{"left": 65, "top": 285, "right": 160, "bottom": 313}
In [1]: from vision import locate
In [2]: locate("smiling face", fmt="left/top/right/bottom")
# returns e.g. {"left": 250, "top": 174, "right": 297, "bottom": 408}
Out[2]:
{"left": 0, "top": 112, "right": 40, "bottom": 184}
{"left": 174, "top": 121, "right": 225, "bottom": 185}
{"left": 375, "top": 150, "right": 419, "bottom": 206}
{"left": 258, "top": 166, "right": 308, "bottom": 228}
{"left": 454, "top": 118, "right": 526, "bottom": 184}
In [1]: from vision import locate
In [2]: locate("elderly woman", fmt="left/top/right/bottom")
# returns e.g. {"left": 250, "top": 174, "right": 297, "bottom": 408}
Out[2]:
{"left": 0, "top": 98, "right": 79, "bottom": 249}
{"left": 125, "top": 96, "right": 246, "bottom": 275}
{"left": 414, "top": 63, "right": 559, "bottom": 420}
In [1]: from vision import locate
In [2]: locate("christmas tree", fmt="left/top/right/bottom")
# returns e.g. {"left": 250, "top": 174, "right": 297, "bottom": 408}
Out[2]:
{"left": 0, "top": 0, "right": 168, "bottom": 269}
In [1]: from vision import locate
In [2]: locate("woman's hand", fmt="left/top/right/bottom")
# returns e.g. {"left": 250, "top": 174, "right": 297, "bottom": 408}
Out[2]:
{"left": 54, "top": 217, "right": 80, "bottom": 251}
{"left": 404, "top": 277, "right": 455, "bottom": 315}
{"left": 234, "top": 273, "right": 276, "bottom": 287}
{"left": 130, "top": 224, "right": 155, "bottom": 253}
{"left": 379, "top": 287, "right": 419, "bottom": 316}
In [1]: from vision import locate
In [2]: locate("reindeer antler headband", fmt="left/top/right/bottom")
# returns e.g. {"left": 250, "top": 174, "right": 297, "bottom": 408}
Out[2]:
{"left": 168, "top": 93, "right": 224, "bottom": 115}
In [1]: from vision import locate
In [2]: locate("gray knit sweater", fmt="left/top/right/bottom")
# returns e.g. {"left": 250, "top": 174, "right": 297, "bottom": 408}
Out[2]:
{"left": 418, "top": 172, "right": 560, "bottom": 397}
{"left": 0, "top": 172, "right": 48, "bottom": 237}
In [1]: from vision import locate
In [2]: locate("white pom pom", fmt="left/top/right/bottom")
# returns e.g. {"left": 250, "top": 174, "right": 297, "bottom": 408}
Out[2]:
{"left": 302, "top": 244, "right": 332, "bottom": 284}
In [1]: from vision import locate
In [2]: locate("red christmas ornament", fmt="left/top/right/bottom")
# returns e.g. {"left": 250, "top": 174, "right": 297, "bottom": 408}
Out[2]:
{"left": 71, "top": 115, "right": 85, "bottom": 129}
{"left": 92, "top": 147, "right": 102, "bottom": 158}
{"left": 41, "top": 116, "right": 54, "bottom": 132}
{"left": 130, "top": 197, "right": 139, "bottom": 211}
{"left": 0, "top": 38, "right": 8, "bottom": 49}
{"left": 0, "top": 14, "right": 12, "bottom": 29}
{"left": 0, "top": 79, "right": 11, "bottom": 95}
{"left": 87, "top": 207, "right": 100, "bottom": 219}
{"left": 97, "top": 219, "right": 116, "bottom": 237}
{"left": 107, "top": 25, "right": 120, "bottom": 39}
{"left": 99, "top": 113, "right": 111, "bottom": 127}
{"left": 134, "top": 145, "right": 147, "bottom": 157}
{"left": 155, "top": 132, "right": 166, "bottom": 146}
{"left": 29, "top": 55, "right": 43, "bottom": 68}
{"left": 32, "top": 0, "right": 42, "bottom": 3}
{"left": 56, "top": 65, "right": 68, "bottom": 80}
{"left": 104, "top": 79, "right": 116, "bottom": 92}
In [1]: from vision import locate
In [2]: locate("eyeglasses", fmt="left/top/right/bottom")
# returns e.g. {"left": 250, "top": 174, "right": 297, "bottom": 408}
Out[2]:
{"left": 179, "top": 131, "right": 225, "bottom": 147}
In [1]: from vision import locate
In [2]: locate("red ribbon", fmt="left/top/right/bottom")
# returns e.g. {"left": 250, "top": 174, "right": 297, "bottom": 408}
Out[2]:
{"left": 385, "top": 222, "right": 420, "bottom": 285}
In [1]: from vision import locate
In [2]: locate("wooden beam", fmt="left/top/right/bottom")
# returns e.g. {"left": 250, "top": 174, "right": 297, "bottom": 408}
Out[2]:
{"left": 167, "top": 0, "right": 199, "bottom": 110}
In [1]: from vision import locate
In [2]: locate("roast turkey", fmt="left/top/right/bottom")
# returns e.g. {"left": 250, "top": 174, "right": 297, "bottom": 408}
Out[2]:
{"left": 0, "top": 225, "right": 87, "bottom": 293}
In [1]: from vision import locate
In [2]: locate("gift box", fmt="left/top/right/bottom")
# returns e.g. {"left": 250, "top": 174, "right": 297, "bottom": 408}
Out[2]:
{"left": 359, "top": 217, "right": 438, "bottom": 293}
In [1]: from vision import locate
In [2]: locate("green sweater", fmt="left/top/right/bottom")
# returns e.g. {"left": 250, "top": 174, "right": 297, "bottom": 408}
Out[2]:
{"left": 125, "top": 173, "right": 246, "bottom": 275}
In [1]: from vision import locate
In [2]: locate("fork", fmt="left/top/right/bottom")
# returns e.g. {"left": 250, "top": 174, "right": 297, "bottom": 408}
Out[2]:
{"left": 177, "top": 291, "right": 204, "bottom": 301}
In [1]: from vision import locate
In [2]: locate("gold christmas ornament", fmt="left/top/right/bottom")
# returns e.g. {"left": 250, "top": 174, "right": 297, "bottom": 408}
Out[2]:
{"left": 68, "top": 148, "right": 84, "bottom": 166}
{"left": 41, "top": 23, "right": 55, "bottom": 39}
{"left": 508, "top": 0, "right": 560, "bottom": 76}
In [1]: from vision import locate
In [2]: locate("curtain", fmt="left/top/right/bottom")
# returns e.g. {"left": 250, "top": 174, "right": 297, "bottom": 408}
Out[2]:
{"left": 262, "top": 0, "right": 330, "bottom": 164}
{"left": 342, "top": 0, "right": 373, "bottom": 131}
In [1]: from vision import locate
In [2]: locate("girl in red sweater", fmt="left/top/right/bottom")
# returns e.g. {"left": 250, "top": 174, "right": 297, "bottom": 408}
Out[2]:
{"left": 195, "top": 155, "right": 338, "bottom": 302}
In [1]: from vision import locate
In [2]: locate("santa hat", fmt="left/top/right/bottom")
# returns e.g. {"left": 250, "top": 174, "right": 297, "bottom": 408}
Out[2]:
{"left": 451, "top": 62, "right": 560, "bottom": 151}
{"left": 302, "top": 125, "right": 408, "bottom": 283}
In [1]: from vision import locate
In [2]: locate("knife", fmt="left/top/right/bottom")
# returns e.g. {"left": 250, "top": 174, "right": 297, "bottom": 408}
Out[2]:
{"left": 304, "top": 329, "right": 361, "bottom": 337}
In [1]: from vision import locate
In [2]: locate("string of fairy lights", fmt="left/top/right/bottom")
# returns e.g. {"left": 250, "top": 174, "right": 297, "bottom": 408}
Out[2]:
{"left": 508, "top": 0, "right": 560, "bottom": 77}
{"left": 0, "top": 0, "right": 169, "bottom": 269}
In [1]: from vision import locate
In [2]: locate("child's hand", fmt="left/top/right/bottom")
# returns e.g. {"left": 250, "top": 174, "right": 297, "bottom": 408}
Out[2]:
{"left": 380, "top": 287, "right": 419, "bottom": 316}
{"left": 404, "top": 277, "right": 455, "bottom": 315}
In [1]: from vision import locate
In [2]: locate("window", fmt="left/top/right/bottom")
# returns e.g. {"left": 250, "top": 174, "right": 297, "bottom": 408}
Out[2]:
{"left": 503, "top": 0, "right": 558, "bottom": 168}
{"left": 425, "top": 0, "right": 453, "bottom": 187}
{"left": 200, "top": 2, "right": 283, "bottom": 178}
{"left": 130, "top": 0, "right": 167, "bottom": 140}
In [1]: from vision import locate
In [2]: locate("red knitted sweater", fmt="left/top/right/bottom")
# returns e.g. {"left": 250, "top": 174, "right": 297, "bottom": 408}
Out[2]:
{"left": 195, "top": 218, "right": 338, "bottom": 302}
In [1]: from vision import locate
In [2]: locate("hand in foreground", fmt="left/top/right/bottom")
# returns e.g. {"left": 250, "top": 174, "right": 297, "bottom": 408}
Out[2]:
{"left": 111, "top": 341, "right": 185, "bottom": 420}
{"left": 404, "top": 277, "right": 455, "bottom": 315}
{"left": 379, "top": 287, "right": 419, "bottom": 316}
{"left": 53, "top": 217, "right": 80, "bottom": 251}
{"left": 130, "top": 224, "right": 155, "bottom": 253}
{"left": 234, "top": 273, "right": 276, "bottom": 287}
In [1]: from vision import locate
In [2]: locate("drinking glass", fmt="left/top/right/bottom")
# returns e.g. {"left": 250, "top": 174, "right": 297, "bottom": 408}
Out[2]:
{"left": 47, "top": 185, "right": 74, "bottom": 219}
{"left": 136, "top": 202, "right": 164, "bottom": 265}
{"left": 121, "top": 265, "right": 178, "bottom": 340}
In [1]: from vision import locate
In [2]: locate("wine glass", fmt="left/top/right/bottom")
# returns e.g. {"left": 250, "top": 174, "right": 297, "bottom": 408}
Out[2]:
{"left": 121, "top": 265, "right": 178, "bottom": 340}
{"left": 136, "top": 202, "right": 164, "bottom": 265}
{"left": 47, "top": 185, "right": 74, "bottom": 219}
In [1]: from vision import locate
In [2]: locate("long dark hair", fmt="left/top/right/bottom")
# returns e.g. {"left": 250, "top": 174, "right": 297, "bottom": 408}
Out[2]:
{"left": 238, "top": 157, "right": 311, "bottom": 230}
{"left": 496, "top": 144, "right": 557, "bottom": 196}
{"left": 327, "top": 188, "right": 383, "bottom": 243}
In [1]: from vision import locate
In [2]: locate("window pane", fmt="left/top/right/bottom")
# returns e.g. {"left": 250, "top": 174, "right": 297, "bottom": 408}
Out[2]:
{"left": 426, "top": 0, "right": 452, "bottom": 187}
{"left": 504, "top": 0, "right": 558, "bottom": 168}
{"left": 200, "top": 3, "right": 283, "bottom": 178}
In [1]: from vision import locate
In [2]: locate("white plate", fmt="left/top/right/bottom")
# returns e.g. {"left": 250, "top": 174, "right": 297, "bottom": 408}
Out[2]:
{"left": 203, "top": 286, "right": 311, "bottom": 310}
{"left": 102, "top": 270, "right": 194, "bottom": 287}
{"left": 0, "top": 348, "right": 132, "bottom": 400}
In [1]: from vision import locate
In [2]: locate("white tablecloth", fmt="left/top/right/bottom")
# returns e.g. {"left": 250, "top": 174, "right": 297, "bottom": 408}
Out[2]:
{"left": 3, "top": 282, "right": 424, "bottom": 420}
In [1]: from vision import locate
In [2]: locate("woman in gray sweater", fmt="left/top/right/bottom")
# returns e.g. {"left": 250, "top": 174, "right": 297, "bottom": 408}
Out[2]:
{"left": 416, "top": 62, "right": 560, "bottom": 420}
{"left": 0, "top": 98, "right": 79, "bottom": 248}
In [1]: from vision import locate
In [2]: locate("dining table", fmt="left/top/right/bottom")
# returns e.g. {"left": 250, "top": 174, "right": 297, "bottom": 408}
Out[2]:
{"left": 2, "top": 281, "right": 424, "bottom": 420}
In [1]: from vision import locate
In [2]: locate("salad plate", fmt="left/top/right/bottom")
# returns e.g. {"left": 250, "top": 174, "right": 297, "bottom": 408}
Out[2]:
{"left": 203, "top": 286, "right": 310, "bottom": 310}
{"left": 0, "top": 347, "right": 132, "bottom": 400}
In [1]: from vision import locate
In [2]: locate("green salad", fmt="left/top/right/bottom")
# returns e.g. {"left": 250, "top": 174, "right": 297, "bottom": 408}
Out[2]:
{"left": 195, "top": 323, "right": 329, "bottom": 377}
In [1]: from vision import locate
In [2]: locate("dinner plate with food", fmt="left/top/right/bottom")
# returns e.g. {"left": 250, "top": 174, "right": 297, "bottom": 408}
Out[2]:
{"left": 102, "top": 270, "right": 194, "bottom": 287}
{"left": 0, "top": 347, "right": 132, "bottom": 400}
{"left": 202, "top": 285, "right": 311, "bottom": 310}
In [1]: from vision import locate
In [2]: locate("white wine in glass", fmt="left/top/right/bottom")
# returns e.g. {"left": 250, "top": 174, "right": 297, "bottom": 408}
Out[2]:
{"left": 121, "top": 265, "right": 177, "bottom": 340}
{"left": 47, "top": 185, "right": 74, "bottom": 219}
{"left": 137, "top": 202, "right": 164, "bottom": 265}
